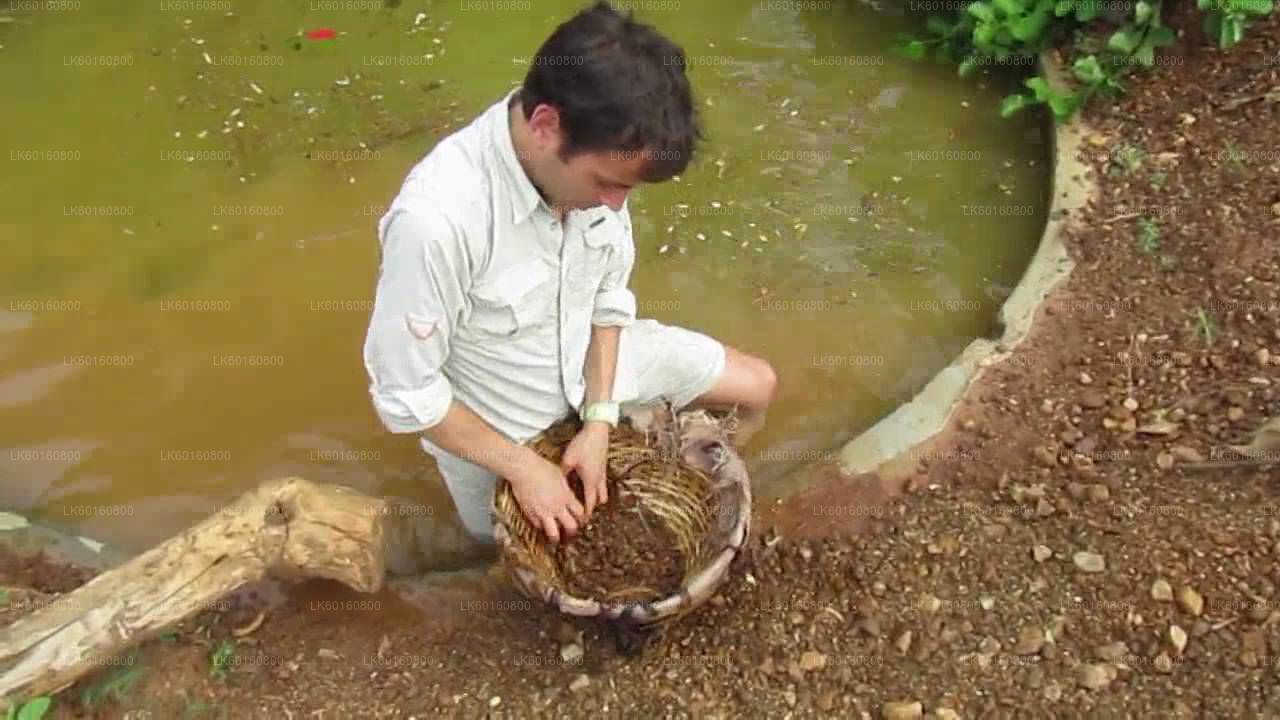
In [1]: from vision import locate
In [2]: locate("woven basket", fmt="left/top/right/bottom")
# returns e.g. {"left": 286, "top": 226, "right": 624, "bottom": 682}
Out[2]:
{"left": 492, "top": 408, "right": 751, "bottom": 629}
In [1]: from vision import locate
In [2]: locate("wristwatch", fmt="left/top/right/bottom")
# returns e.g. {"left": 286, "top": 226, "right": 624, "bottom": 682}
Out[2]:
{"left": 581, "top": 401, "right": 620, "bottom": 428}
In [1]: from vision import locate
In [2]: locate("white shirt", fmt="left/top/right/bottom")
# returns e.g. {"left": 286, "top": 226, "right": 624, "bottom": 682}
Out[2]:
{"left": 362, "top": 89, "right": 638, "bottom": 444}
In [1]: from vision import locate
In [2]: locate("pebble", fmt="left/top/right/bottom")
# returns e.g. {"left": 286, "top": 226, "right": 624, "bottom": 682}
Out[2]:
{"left": 1170, "top": 446, "right": 1204, "bottom": 463}
{"left": 1170, "top": 625, "right": 1188, "bottom": 655}
{"left": 1157, "top": 452, "right": 1175, "bottom": 470}
{"left": 1151, "top": 578, "right": 1174, "bottom": 602}
{"left": 1079, "top": 372, "right": 1094, "bottom": 385}
{"left": 1081, "top": 389, "right": 1106, "bottom": 408}
{"left": 1259, "top": 348, "right": 1271, "bottom": 367}
{"left": 895, "top": 630, "right": 914, "bottom": 654}
{"left": 932, "top": 709, "right": 961, "bottom": 720}
{"left": 799, "top": 650, "right": 828, "bottom": 671}
{"left": 1033, "top": 446, "right": 1058, "bottom": 467}
{"left": 1077, "top": 663, "right": 1116, "bottom": 689}
{"left": 1014, "top": 625, "right": 1045, "bottom": 655}
{"left": 920, "top": 594, "right": 942, "bottom": 614}
{"left": 569, "top": 674, "right": 591, "bottom": 693}
{"left": 560, "top": 643, "right": 584, "bottom": 664}
{"left": 1073, "top": 551, "right": 1106, "bottom": 573}
{"left": 882, "top": 700, "right": 924, "bottom": 719}
{"left": 1094, "top": 641, "right": 1129, "bottom": 662}
{"left": 1177, "top": 586, "right": 1204, "bottom": 616}
{"left": 1154, "top": 652, "right": 1174, "bottom": 673}
{"left": 1033, "top": 545, "right": 1053, "bottom": 563}
{"left": 1087, "top": 484, "right": 1111, "bottom": 502}
{"left": 317, "top": 648, "right": 340, "bottom": 661}
{"left": 1123, "top": 398, "right": 1139, "bottom": 411}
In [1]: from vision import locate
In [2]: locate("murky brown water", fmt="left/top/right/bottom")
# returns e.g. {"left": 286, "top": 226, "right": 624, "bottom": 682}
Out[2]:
{"left": 0, "top": 1, "right": 1047, "bottom": 561}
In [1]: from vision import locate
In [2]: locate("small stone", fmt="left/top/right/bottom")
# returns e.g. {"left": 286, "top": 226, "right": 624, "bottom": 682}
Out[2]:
{"left": 933, "top": 709, "right": 961, "bottom": 720}
{"left": 1087, "top": 484, "right": 1110, "bottom": 502}
{"left": 1154, "top": 652, "right": 1174, "bottom": 673}
{"left": 317, "top": 648, "right": 340, "bottom": 661}
{"left": 1151, "top": 579, "right": 1174, "bottom": 602}
{"left": 1034, "top": 446, "right": 1058, "bottom": 467}
{"left": 1241, "top": 650, "right": 1260, "bottom": 668}
{"left": 1043, "top": 681, "right": 1063, "bottom": 702}
{"left": 1033, "top": 545, "right": 1053, "bottom": 563}
{"left": 1258, "top": 348, "right": 1271, "bottom": 368}
{"left": 569, "top": 674, "right": 591, "bottom": 692}
{"left": 1094, "top": 641, "right": 1129, "bottom": 662}
{"left": 1036, "top": 498, "right": 1055, "bottom": 517}
{"left": 1077, "top": 663, "right": 1116, "bottom": 689}
{"left": 1067, "top": 482, "right": 1088, "bottom": 500}
{"left": 1170, "top": 446, "right": 1204, "bottom": 464}
{"left": 920, "top": 593, "right": 942, "bottom": 614}
{"left": 1170, "top": 625, "right": 1188, "bottom": 655}
{"left": 560, "top": 642, "right": 584, "bottom": 664}
{"left": 1080, "top": 389, "right": 1106, "bottom": 408}
{"left": 1014, "top": 625, "right": 1045, "bottom": 655}
{"left": 1079, "top": 372, "right": 1094, "bottom": 385}
{"left": 489, "top": 696, "right": 502, "bottom": 708}
{"left": 799, "top": 650, "right": 828, "bottom": 671}
{"left": 1123, "top": 398, "right": 1139, "bottom": 411}
{"left": 1157, "top": 453, "right": 1175, "bottom": 470}
{"left": 1272, "top": 201, "right": 1280, "bottom": 217}
{"left": 882, "top": 700, "right": 924, "bottom": 719}
{"left": 1177, "top": 586, "right": 1204, "bottom": 616}
{"left": 1074, "top": 551, "right": 1106, "bottom": 573}
{"left": 979, "top": 596, "right": 995, "bottom": 611}
{"left": 1249, "top": 602, "right": 1270, "bottom": 623}
{"left": 895, "top": 630, "right": 914, "bottom": 654}
{"left": 1228, "top": 406, "right": 1246, "bottom": 422}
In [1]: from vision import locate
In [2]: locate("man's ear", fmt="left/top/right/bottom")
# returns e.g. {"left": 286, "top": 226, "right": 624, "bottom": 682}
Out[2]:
{"left": 528, "top": 103, "right": 562, "bottom": 144}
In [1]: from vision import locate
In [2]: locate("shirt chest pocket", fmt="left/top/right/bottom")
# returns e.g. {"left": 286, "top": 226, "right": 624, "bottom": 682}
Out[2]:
{"left": 467, "top": 261, "right": 556, "bottom": 338}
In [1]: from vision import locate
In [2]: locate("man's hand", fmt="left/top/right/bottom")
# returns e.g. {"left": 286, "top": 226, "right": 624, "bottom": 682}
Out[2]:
{"left": 507, "top": 450, "right": 586, "bottom": 544}
{"left": 560, "top": 421, "right": 610, "bottom": 519}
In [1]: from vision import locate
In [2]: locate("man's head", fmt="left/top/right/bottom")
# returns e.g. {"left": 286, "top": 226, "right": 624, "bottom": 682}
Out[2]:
{"left": 511, "top": 1, "right": 701, "bottom": 213}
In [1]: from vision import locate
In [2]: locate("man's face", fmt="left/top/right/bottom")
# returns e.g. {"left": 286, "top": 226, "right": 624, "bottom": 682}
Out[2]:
{"left": 524, "top": 103, "right": 650, "bottom": 213}
{"left": 541, "top": 145, "right": 650, "bottom": 213}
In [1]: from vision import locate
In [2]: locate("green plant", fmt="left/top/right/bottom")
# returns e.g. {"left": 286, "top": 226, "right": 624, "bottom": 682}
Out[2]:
{"left": 901, "top": 0, "right": 1270, "bottom": 118}
{"left": 1200, "top": 0, "right": 1274, "bottom": 47}
{"left": 1136, "top": 217, "right": 1161, "bottom": 253}
{"left": 4, "top": 697, "right": 52, "bottom": 720}
{"left": 80, "top": 656, "right": 143, "bottom": 709}
{"left": 209, "top": 640, "right": 236, "bottom": 681}
{"left": 1194, "top": 306, "right": 1217, "bottom": 345}
{"left": 1108, "top": 144, "right": 1146, "bottom": 176}
{"left": 1223, "top": 139, "right": 1247, "bottom": 172}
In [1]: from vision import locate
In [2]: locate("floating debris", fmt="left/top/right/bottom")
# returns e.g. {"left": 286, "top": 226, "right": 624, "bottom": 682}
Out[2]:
{"left": 335, "top": 76, "right": 351, "bottom": 87}
{"left": 658, "top": 244, "right": 670, "bottom": 254}
{"left": 695, "top": 232, "right": 706, "bottom": 241}
{"left": 249, "top": 82, "right": 263, "bottom": 95}
{"left": 201, "top": 51, "right": 212, "bottom": 64}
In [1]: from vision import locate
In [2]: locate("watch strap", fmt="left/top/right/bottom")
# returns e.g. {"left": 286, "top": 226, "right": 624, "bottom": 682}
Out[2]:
{"left": 582, "top": 401, "right": 620, "bottom": 428}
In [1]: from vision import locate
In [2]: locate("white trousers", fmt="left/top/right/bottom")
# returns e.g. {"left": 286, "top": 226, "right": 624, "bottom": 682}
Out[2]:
{"left": 422, "top": 319, "right": 726, "bottom": 542}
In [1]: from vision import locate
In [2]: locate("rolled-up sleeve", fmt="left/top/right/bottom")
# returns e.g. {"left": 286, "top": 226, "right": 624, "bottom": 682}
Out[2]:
{"left": 362, "top": 209, "right": 469, "bottom": 433}
{"left": 591, "top": 211, "right": 638, "bottom": 327}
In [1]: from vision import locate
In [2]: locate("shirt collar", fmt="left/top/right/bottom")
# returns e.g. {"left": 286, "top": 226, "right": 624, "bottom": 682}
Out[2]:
{"left": 491, "top": 88, "right": 547, "bottom": 225}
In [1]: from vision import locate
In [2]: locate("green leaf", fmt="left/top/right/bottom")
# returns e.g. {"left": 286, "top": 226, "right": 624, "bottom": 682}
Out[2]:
{"left": 1074, "top": 0, "right": 1102, "bottom": 20}
{"left": 1072, "top": 55, "right": 1105, "bottom": 84}
{"left": 1047, "top": 92, "right": 1080, "bottom": 120}
{"left": 1025, "top": 76, "right": 1054, "bottom": 101}
{"left": 1001, "top": 93, "right": 1031, "bottom": 117}
{"left": 1108, "top": 29, "right": 1143, "bottom": 53}
{"left": 1223, "top": 15, "right": 1246, "bottom": 46}
{"left": 993, "top": 0, "right": 1025, "bottom": 16}
{"left": 1134, "top": 0, "right": 1154, "bottom": 22}
{"left": 17, "top": 698, "right": 52, "bottom": 720}
{"left": 967, "top": 2, "right": 996, "bottom": 22}
{"left": 901, "top": 40, "right": 929, "bottom": 60}
{"left": 1010, "top": 9, "right": 1052, "bottom": 41}
{"left": 974, "top": 23, "right": 997, "bottom": 47}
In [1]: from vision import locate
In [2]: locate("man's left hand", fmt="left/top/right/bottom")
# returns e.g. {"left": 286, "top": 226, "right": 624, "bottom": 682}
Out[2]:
{"left": 560, "top": 421, "right": 611, "bottom": 518}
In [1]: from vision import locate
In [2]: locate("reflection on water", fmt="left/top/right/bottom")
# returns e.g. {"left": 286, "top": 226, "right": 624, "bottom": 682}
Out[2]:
{"left": 0, "top": 1, "right": 1046, "bottom": 561}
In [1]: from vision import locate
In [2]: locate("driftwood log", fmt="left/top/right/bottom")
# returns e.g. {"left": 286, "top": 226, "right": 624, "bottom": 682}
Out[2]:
{"left": 0, "top": 477, "right": 388, "bottom": 705}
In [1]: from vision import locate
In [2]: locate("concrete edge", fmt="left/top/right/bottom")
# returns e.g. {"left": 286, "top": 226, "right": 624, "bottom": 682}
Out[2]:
{"left": 835, "top": 51, "right": 1094, "bottom": 476}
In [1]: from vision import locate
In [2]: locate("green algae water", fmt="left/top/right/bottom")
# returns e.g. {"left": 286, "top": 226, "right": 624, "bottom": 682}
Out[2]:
{"left": 0, "top": 0, "right": 1048, "bottom": 553}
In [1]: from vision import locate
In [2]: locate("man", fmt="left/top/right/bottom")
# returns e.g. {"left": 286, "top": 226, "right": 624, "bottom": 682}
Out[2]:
{"left": 362, "top": 2, "right": 776, "bottom": 545}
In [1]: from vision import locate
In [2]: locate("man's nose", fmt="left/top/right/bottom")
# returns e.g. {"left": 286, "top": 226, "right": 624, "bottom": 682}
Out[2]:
{"left": 600, "top": 189, "right": 628, "bottom": 211}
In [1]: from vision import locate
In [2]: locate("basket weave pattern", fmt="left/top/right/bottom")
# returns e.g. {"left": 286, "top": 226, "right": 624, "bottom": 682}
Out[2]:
{"left": 492, "top": 410, "right": 751, "bottom": 627}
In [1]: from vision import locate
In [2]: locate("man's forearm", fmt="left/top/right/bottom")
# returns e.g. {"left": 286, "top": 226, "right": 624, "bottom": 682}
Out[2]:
{"left": 422, "top": 401, "right": 536, "bottom": 477}
{"left": 584, "top": 324, "right": 622, "bottom": 407}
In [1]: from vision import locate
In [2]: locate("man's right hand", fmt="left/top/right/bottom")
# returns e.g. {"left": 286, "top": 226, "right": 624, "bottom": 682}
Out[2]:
{"left": 507, "top": 451, "right": 587, "bottom": 544}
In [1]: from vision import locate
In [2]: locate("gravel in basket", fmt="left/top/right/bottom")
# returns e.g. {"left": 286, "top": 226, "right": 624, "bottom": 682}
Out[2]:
{"left": 492, "top": 408, "right": 751, "bottom": 628}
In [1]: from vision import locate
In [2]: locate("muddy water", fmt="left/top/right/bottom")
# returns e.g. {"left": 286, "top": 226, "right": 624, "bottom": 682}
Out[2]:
{"left": 0, "top": 2, "right": 1047, "bottom": 558}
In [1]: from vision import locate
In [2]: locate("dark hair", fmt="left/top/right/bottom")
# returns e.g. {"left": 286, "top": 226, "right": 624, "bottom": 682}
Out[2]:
{"left": 518, "top": 1, "right": 701, "bottom": 182}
